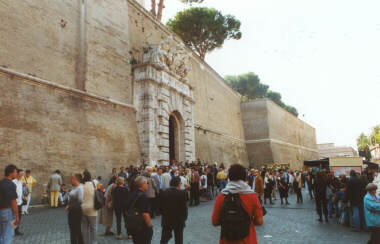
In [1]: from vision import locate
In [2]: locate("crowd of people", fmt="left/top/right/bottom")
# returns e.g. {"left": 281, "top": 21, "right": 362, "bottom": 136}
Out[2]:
{"left": 0, "top": 161, "right": 379, "bottom": 244}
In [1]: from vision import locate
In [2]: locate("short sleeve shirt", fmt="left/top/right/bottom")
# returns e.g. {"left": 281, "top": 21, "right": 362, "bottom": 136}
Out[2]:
{"left": 0, "top": 179, "right": 18, "bottom": 209}
{"left": 127, "top": 190, "right": 150, "bottom": 214}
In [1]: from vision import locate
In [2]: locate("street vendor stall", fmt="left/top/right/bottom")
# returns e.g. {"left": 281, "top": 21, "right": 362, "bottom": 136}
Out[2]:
{"left": 329, "top": 156, "right": 363, "bottom": 177}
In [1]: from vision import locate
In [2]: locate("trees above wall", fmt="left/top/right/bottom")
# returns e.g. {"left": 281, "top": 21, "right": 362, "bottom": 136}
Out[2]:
{"left": 167, "top": 7, "right": 242, "bottom": 60}
{"left": 225, "top": 72, "right": 299, "bottom": 117}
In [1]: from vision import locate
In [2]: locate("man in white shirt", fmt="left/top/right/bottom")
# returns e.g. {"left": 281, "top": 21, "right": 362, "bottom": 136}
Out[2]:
{"left": 162, "top": 168, "right": 172, "bottom": 191}
{"left": 13, "top": 169, "right": 25, "bottom": 236}
{"left": 180, "top": 172, "right": 188, "bottom": 191}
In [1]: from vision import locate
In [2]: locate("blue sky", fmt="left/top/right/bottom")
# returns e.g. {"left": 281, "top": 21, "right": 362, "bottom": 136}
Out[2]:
{"left": 144, "top": 0, "right": 380, "bottom": 148}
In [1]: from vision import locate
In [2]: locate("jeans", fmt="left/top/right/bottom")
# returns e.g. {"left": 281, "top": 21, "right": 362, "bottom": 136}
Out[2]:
{"left": 328, "top": 196, "right": 335, "bottom": 216}
{"left": 0, "top": 209, "right": 15, "bottom": 244}
{"left": 219, "top": 180, "right": 227, "bottom": 191}
{"left": 351, "top": 206, "right": 367, "bottom": 231}
{"left": 81, "top": 215, "right": 97, "bottom": 244}
{"left": 206, "top": 185, "right": 213, "bottom": 200}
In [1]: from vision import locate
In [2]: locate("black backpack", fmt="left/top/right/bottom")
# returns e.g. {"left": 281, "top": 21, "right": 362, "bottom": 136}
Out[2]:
{"left": 125, "top": 193, "right": 145, "bottom": 234}
{"left": 92, "top": 183, "right": 105, "bottom": 210}
{"left": 220, "top": 194, "right": 251, "bottom": 241}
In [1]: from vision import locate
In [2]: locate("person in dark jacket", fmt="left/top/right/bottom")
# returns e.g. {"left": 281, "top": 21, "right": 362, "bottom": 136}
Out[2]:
{"left": 112, "top": 177, "right": 130, "bottom": 240}
{"left": 159, "top": 177, "right": 188, "bottom": 244}
{"left": 314, "top": 171, "right": 328, "bottom": 222}
{"left": 346, "top": 170, "right": 366, "bottom": 231}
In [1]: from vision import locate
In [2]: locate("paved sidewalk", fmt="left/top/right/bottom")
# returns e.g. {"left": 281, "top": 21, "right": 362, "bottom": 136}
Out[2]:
{"left": 14, "top": 190, "right": 369, "bottom": 244}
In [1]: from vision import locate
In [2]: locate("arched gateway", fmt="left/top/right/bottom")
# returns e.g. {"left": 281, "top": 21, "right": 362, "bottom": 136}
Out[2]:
{"left": 133, "top": 39, "right": 195, "bottom": 166}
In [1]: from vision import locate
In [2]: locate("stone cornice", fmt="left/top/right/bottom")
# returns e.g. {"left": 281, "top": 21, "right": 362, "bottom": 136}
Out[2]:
{"left": 133, "top": 64, "right": 194, "bottom": 103}
{"left": 0, "top": 67, "right": 137, "bottom": 112}
{"left": 194, "top": 123, "right": 246, "bottom": 143}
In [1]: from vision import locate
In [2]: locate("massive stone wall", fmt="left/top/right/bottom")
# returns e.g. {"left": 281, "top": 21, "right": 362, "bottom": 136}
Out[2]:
{"left": 242, "top": 99, "right": 318, "bottom": 169}
{"left": 0, "top": 70, "right": 141, "bottom": 202}
{"left": 126, "top": 1, "right": 248, "bottom": 166}
{"left": 0, "top": 0, "right": 141, "bottom": 202}
{"left": 0, "top": 0, "right": 249, "bottom": 206}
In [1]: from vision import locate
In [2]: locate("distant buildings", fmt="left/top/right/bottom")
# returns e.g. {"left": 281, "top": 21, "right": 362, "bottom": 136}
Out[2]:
{"left": 318, "top": 143, "right": 358, "bottom": 158}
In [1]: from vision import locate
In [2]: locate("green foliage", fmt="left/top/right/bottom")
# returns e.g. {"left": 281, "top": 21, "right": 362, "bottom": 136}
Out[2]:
{"left": 167, "top": 7, "right": 242, "bottom": 60}
{"left": 225, "top": 72, "right": 299, "bottom": 117}
{"left": 357, "top": 133, "right": 370, "bottom": 151}
{"left": 370, "top": 125, "right": 380, "bottom": 145}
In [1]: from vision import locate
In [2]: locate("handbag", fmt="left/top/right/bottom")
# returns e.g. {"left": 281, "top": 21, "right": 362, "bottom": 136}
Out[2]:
{"left": 125, "top": 193, "right": 145, "bottom": 234}
{"left": 92, "top": 183, "right": 105, "bottom": 210}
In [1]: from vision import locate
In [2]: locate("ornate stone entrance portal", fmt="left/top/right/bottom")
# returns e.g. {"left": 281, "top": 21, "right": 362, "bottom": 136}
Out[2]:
{"left": 133, "top": 39, "right": 195, "bottom": 166}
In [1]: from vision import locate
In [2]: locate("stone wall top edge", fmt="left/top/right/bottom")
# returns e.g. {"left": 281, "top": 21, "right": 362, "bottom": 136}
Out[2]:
{"left": 0, "top": 67, "right": 137, "bottom": 112}
{"left": 127, "top": 0, "right": 242, "bottom": 100}
{"left": 243, "top": 98, "right": 315, "bottom": 130}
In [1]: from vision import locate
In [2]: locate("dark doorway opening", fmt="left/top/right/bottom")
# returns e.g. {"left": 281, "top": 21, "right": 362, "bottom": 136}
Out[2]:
{"left": 169, "top": 114, "right": 176, "bottom": 164}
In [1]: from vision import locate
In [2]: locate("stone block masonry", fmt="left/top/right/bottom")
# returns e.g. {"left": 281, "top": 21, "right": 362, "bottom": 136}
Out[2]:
{"left": 0, "top": 68, "right": 141, "bottom": 203}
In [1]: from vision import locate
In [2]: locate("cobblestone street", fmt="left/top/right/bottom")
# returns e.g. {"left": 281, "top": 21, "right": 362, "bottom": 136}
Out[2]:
{"left": 14, "top": 191, "right": 369, "bottom": 244}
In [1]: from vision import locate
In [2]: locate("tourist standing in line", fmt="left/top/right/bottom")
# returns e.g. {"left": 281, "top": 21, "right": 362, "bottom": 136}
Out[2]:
{"left": 346, "top": 170, "right": 366, "bottom": 232}
{"left": 48, "top": 170, "right": 62, "bottom": 208}
{"left": 264, "top": 172, "right": 274, "bottom": 205}
{"left": 162, "top": 168, "right": 172, "bottom": 191}
{"left": 13, "top": 169, "right": 26, "bottom": 236}
{"left": 212, "top": 164, "right": 263, "bottom": 244}
{"left": 179, "top": 171, "right": 188, "bottom": 191}
{"left": 306, "top": 170, "right": 315, "bottom": 199}
{"left": 254, "top": 170, "right": 264, "bottom": 203}
{"left": 99, "top": 181, "right": 115, "bottom": 236}
{"left": 81, "top": 171, "right": 97, "bottom": 244}
{"left": 364, "top": 183, "right": 380, "bottom": 244}
{"left": 216, "top": 168, "right": 227, "bottom": 191}
{"left": 21, "top": 169, "right": 36, "bottom": 215}
{"left": 151, "top": 168, "right": 163, "bottom": 216}
{"left": 118, "top": 167, "right": 128, "bottom": 185}
{"left": 0, "top": 164, "right": 19, "bottom": 244}
{"left": 144, "top": 167, "right": 157, "bottom": 219}
{"left": 271, "top": 171, "right": 277, "bottom": 200}
{"left": 200, "top": 170, "right": 208, "bottom": 201}
{"left": 112, "top": 177, "right": 130, "bottom": 240}
{"left": 160, "top": 177, "right": 188, "bottom": 244}
{"left": 314, "top": 171, "right": 328, "bottom": 222}
{"left": 189, "top": 167, "right": 200, "bottom": 206}
{"left": 66, "top": 173, "right": 84, "bottom": 244}
{"left": 247, "top": 169, "right": 255, "bottom": 190}
{"left": 278, "top": 170, "right": 290, "bottom": 205}
{"left": 206, "top": 168, "right": 214, "bottom": 200}
{"left": 295, "top": 171, "right": 303, "bottom": 203}
{"left": 127, "top": 176, "right": 153, "bottom": 244}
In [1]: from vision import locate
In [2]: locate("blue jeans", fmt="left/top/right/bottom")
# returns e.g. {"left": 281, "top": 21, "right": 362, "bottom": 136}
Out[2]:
{"left": 352, "top": 206, "right": 360, "bottom": 230}
{"left": 0, "top": 209, "right": 15, "bottom": 244}
{"left": 328, "top": 196, "right": 335, "bottom": 216}
{"left": 352, "top": 205, "right": 368, "bottom": 231}
{"left": 219, "top": 180, "right": 226, "bottom": 191}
